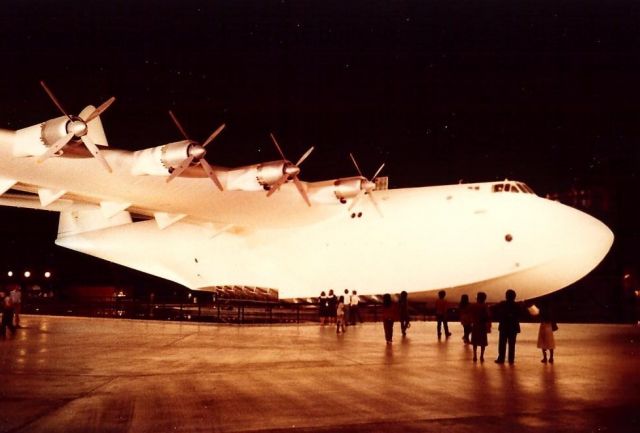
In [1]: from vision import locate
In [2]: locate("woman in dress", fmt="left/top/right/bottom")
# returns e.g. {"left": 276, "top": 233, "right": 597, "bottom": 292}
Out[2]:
{"left": 537, "top": 305, "right": 556, "bottom": 363}
{"left": 471, "top": 292, "right": 490, "bottom": 362}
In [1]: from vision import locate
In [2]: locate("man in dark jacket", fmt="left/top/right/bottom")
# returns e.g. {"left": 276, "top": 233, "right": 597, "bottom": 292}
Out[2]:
{"left": 495, "top": 289, "right": 522, "bottom": 364}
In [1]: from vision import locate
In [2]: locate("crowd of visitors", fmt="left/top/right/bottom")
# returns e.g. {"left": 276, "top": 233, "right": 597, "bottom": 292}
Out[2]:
{"left": 318, "top": 288, "right": 559, "bottom": 364}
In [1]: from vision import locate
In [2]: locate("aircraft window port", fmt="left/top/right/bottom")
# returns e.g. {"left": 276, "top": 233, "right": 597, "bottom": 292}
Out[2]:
{"left": 505, "top": 234, "right": 513, "bottom": 242}
{"left": 357, "top": 212, "right": 362, "bottom": 218}
{"left": 351, "top": 213, "right": 356, "bottom": 218}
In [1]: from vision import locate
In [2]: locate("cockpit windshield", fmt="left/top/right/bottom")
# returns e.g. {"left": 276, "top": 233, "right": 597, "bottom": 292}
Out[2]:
{"left": 492, "top": 181, "right": 535, "bottom": 194}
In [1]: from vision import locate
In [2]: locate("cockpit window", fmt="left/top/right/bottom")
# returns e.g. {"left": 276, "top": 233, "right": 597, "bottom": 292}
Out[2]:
{"left": 492, "top": 181, "right": 536, "bottom": 195}
{"left": 518, "top": 182, "right": 535, "bottom": 194}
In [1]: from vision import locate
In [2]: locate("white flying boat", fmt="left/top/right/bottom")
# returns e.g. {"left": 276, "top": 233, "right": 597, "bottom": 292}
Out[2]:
{"left": 0, "top": 83, "right": 614, "bottom": 302}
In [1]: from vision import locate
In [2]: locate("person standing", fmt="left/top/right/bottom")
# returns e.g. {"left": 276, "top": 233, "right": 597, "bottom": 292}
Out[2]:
{"left": 399, "top": 291, "right": 410, "bottom": 336}
{"left": 318, "top": 291, "right": 328, "bottom": 325}
{"left": 435, "top": 290, "right": 452, "bottom": 339}
{"left": 9, "top": 284, "right": 21, "bottom": 328}
{"left": 342, "top": 289, "right": 351, "bottom": 327}
{"left": 1, "top": 290, "right": 17, "bottom": 338}
{"left": 381, "top": 293, "right": 398, "bottom": 344}
{"left": 537, "top": 304, "right": 557, "bottom": 363}
{"left": 458, "top": 294, "right": 473, "bottom": 344}
{"left": 336, "top": 296, "right": 346, "bottom": 334}
{"left": 495, "top": 289, "right": 522, "bottom": 364}
{"left": 327, "top": 290, "right": 337, "bottom": 324}
{"left": 350, "top": 290, "right": 361, "bottom": 325}
{"left": 471, "top": 292, "right": 490, "bottom": 362}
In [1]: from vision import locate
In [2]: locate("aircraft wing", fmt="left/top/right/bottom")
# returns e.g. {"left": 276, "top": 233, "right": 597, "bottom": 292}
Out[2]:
{"left": 0, "top": 132, "right": 346, "bottom": 231}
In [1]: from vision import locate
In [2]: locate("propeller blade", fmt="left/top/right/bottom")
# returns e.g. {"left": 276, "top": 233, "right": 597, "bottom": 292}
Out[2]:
{"left": 37, "top": 132, "right": 74, "bottom": 163}
{"left": 40, "top": 81, "right": 71, "bottom": 119}
{"left": 201, "top": 123, "right": 226, "bottom": 148}
{"left": 169, "top": 110, "right": 191, "bottom": 141}
{"left": 367, "top": 190, "right": 383, "bottom": 216}
{"left": 83, "top": 96, "right": 116, "bottom": 123}
{"left": 269, "top": 133, "right": 287, "bottom": 160}
{"left": 266, "top": 175, "right": 288, "bottom": 197}
{"left": 295, "top": 146, "right": 314, "bottom": 166}
{"left": 292, "top": 176, "right": 311, "bottom": 207}
{"left": 371, "top": 162, "right": 385, "bottom": 181}
{"left": 199, "top": 158, "right": 224, "bottom": 191}
{"left": 166, "top": 155, "right": 196, "bottom": 183}
{"left": 348, "top": 190, "right": 363, "bottom": 211}
{"left": 349, "top": 153, "right": 364, "bottom": 178}
{"left": 81, "top": 136, "right": 113, "bottom": 173}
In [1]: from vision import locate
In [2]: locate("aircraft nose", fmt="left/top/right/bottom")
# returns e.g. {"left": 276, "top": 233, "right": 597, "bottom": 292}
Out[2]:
{"left": 568, "top": 207, "right": 614, "bottom": 263}
{"left": 547, "top": 202, "right": 614, "bottom": 288}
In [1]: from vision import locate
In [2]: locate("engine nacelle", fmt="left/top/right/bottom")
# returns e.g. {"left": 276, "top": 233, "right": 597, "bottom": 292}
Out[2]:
{"left": 333, "top": 177, "right": 363, "bottom": 201}
{"left": 13, "top": 116, "right": 79, "bottom": 158}
{"left": 13, "top": 106, "right": 109, "bottom": 158}
{"left": 131, "top": 141, "right": 192, "bottom": 176}
{"left": 256, "top": 161, "right": 286, "bottom": 188}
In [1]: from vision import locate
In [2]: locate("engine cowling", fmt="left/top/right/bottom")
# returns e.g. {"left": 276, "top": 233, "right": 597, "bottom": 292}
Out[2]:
{"left": 256, "top": 161, "right": 286, "bottom": 188}
{"left": 131, "top": 141, "right": 193, "bottom": 176}
{"left": 13, "top": 105, "right": 110, "bottom": 159}
{"left": 13, "top": 116, "right": 84, "bottom": 158}
{"left": 333, "top": 177, "right": 364, "bottom": 201}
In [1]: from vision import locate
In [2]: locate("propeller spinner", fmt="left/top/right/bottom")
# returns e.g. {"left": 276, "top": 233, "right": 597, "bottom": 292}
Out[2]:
{"left": 165, "top": 110, "right": 225, "bottom": 190}
{"left": 348, "top": 152, "right": 385, "bottom": 214}
{"left": 265, "top": 133, "right": 314, "bottom": 207}
{"left": 37, "top": 81, "right": 115, "bottom": 172}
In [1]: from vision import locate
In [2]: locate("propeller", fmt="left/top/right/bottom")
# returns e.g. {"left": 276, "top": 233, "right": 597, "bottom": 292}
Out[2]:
{"left": 348, "top": 152, "right": 385, "bottom": 214}
{"left": 37, "top": 80, "right": 115, "bottom": 172}
{"left": 165, "top": 110, "right": 225, "bottom": 190}
{"left": 266, "top": 133, "right": 314, "bottom": 206}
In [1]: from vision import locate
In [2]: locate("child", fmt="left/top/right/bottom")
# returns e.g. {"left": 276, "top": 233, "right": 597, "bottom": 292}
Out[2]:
{"left": 336, "top": 296, "right": 346, "bottom": 334}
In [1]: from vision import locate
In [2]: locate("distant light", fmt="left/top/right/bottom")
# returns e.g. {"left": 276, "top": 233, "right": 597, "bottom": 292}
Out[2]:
{"left": 624, "top": 273, "right": 631, "bottom": 279}
{"left": 7, "top": 271, "right": 13, "bottom": 277}
{"left": 44, "top": 271, "right": 51, "bottom": 278}
{"left": 24, "top": 271, "right": 31, "bottom": 278}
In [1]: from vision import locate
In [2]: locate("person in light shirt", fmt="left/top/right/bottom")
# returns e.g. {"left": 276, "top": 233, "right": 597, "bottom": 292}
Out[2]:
{"left": 350, "top": 290, "right": 361, "bottom": 325}
{"left": 343, "top": 289, "right": 351, "bottom": 326}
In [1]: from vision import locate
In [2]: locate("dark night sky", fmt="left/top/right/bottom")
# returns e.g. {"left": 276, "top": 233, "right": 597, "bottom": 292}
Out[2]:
{"left": 0, "top": 1, "right": 638, "bottom": 288}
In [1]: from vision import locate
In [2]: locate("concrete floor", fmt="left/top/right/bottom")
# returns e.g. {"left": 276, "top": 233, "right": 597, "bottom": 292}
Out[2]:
{"left": 1, "top": 316, "right": 639, "bottom": 433}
